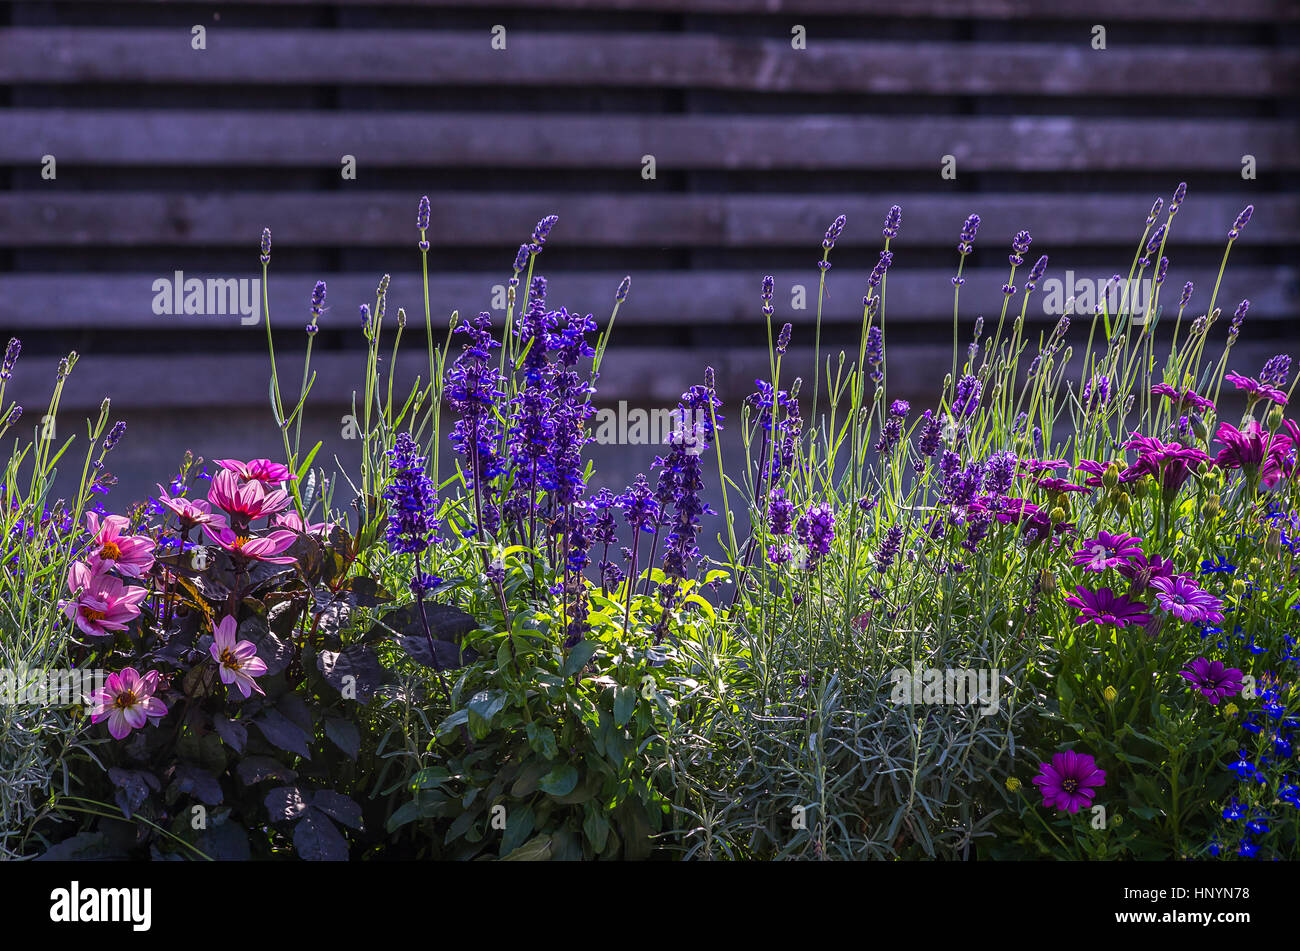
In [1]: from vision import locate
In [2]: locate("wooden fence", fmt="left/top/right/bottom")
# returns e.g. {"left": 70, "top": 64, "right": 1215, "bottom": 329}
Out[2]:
{"left": 1, "top": 0, "right": 1297, "bottom": 421}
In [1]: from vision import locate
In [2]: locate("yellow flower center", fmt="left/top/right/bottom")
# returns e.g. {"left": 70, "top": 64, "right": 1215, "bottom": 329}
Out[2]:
{"left": 219, "top": 648, "right": 242, "bottom": 672}
{"left": 82, "top": 607, "right": 107, "bottom": 622}
{"left": 113, "top": 690, "right": 138, "bottom": 709}
{"left": 100, "top": 540, "right": 122, "bottom": 560}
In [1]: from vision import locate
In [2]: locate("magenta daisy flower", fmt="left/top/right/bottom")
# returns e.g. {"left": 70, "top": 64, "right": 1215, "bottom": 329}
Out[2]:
{"left": 1036, "top": 477, "right": 1089, "bottom": 494}
{"left": 1180, "top": 657, "right": 1244, "bottom": 704}
{"left": 1032, "top": 750, "right": 1106, "bottom": 814}
{"left": 1224, "top": 372, "right": 1288, "bottom": 406}
{"left": 1116, "top": 552, "right": 1176, "bottom": 584}
{"left": 1150, "top": 575, "right": 1225, "bottom": 625}
{"left": 1071, "top": 532, "right": 1143, "bottom": 571}
{"left": 1150, "top": 383, "right": 1214, "bottom": 414}
{"left": 1065, "top": 585, "right": 1152, "bottom": 628}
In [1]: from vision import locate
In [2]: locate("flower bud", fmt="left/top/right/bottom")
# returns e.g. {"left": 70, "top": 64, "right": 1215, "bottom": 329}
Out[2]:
{"left": 1202, "top": 495, "right": 1220, "bottom": 519}
{"left": 1039, "top": 569, "right": 1057, "bottom": 594}
{"left": 1049, "top": 506, "right": 1066, "bottom": 524}
{"left": 1005, "top": 777, "right": 1021, "bottom": 792}
{"left": 1103, "top": 685, "right": 1117, "bottom": 704}
{"left": 1264, "top": 529, "right": 1281, "bottom": 557}
{"left": 1223, "top": 703, "right": 1239, "bottom": 718}
{"left": 1116, "top": 492, "right": 1132, "bottom": 516}
{"left": 1102, "top": 463, "right": 1120, "bottom": 489}
{"left": 1232, "top": 578, "right": 1247, "bottom": 597}
{"left": 1268, "top": 404, "right": 1284, "bottom": 431}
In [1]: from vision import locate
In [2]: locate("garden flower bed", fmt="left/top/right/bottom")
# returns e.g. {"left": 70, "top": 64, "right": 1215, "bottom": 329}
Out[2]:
{"left": 1, "top": 188, "right": 1296, "bottom": 861}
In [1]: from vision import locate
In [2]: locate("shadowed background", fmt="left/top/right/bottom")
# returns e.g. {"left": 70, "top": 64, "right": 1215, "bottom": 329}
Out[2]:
{"left": 0, "top": 0, "right": 1297, "bottom": 523}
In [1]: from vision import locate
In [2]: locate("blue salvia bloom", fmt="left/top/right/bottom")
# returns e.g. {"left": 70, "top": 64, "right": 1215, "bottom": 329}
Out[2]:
{"left": 512, "top": 243, "right": 530, "bottom": 273}
{"left": 655, "top": 383, "right": 722, "bottom": 602}
{"left": 1180, "top": 281, "right": 1194, "bottom": 309}
{"left": 360, "top": 303, "right": 372, "bottom": 337}
{"left": 307, "top": 280, "right": 326, "bottom": 335}
{"left": 761, "top": 275, "right": 775, "bottom": 318}
{"left": 969, "top": 315, "right": 984, "bottom": 361}
{"left": 1141, "top": 224, "right": 1166, "bottom": 266}
{"left": 983, "top": 450, "right": 1017, "bottom": 496}
{"left": 0, "top": 338, "right": 19, "bottom": 380}
{"left": 1229, "top": 205, "right": 1253, "bottom": 240}
{"left": 102, "top": 421, "right": 127, "bottom": 452}
{"left": 618, "top": 474, "right": 659, "bottom": 534}
{"left": 540, "top": 307, "right": 598, "bottom": 508}
{"left": 375, "top": 274, "right": 390, "bottom": 323}
{"left": 615, "top": 276, "right": 631, "bottom": 303}
{"left": 1155, "top": 257, "right": 1169, "bottom": 286}
{"left": 1177, "top": 415, "right": 1191, "bottom": 439}
{"left": 957, "top": 213, "right": 980, "bottom": 255}
{"left": 2, "top": 405, "right": 20, "bottom": 429}
{"left": 383, "top": 432, "right": 440, "bottom": 555}
{"left": 516, "top": 276, "right": 549, "bottom": 383}
{"left": 1260, "top": 354, "right": 1291, "bottom": 387}
{"left": 447, "top": 312, "right": 508, "bottom": 502}
{"left": 962, "top": 510, "right": 992, "bottom": 553}
{"left": 260, "top": 228, "right": 271, "bottom": 264}
{"left": 889, "top": 399, "right": 909, "bottom": 417}
{"left": 938, "top": 449, "right": 960, "bottom": 484}
{"left": 1026, "top": 255, "right": 1048, "bottom": 292}
{"left": 1033, "top": 425, "right": 1044, "bottom": 455}
{"left": 882, "top": 204, "right": 901, "bottom": 240}
{"left": 1146, "top": 197, "right": 1164, "bottom": 226}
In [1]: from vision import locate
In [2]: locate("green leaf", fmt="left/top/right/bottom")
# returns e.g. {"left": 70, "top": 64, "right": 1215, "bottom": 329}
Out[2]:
{"left": 583, "top": 807, "right": 610, "bottom": 854}
{"left": 435, "top": 708, "right": 470, "bottom": 738}
{"left": 613, "top": 684, "right": 636, "bottom": 728}
{"left": 296, "top": 441, "right": 323, "bottom": 481}
{"left": 539, "top": 764, "right": 579, "bottom": 797}
{"left": 561, "top": 640, "right": 600, "bottom": 678}
{"left": 499, "top": 804, "right": 536, "bottom": 856}
{"left": 501, "top": 834, "right": 552, "bottom": 861}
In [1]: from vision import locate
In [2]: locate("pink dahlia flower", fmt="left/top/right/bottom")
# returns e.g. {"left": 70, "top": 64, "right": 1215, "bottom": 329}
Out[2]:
{"left": 84, "top": 511, "right": 156, "bottom": 578}
{"left": 209, "top": 615, "right": 268, "bottom": 698}
{"left": 273, "top": 511, "right": 336, "bottom": 536}
{"left": 1032, "top": 750, "right": 1106, "bottom": 814}
{"left": 208, "top": 469, "right": 291, "bottom": 523}
{"left": 214, "top": 458, "right": 297, "bottom": 485}
{"left": 202, "top": 524, "right": 298, "bottom": 565}
{"left": 156, "top": 485, "right": 229, "bottom": 532}
{"left": 89, "top": 667, "right": 168, "bottom": 739}
{"left": 59, "top": 561, "right": 149, "bottom": 638}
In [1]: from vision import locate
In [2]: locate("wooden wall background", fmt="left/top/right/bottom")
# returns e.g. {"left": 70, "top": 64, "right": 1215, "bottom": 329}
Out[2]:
{"left": 0, "top": 0, "right": 1297, "bottom": 500}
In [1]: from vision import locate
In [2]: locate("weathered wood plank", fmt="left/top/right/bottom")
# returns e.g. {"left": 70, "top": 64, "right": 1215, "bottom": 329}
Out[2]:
{"left": 10, "top": 341, "right": 1287, "bottom": 414}
{"left": 117, "top": 0, "right": 1300, "bottom": 23}
{"left": 1, "top": 192, "right": 1287, "bottom": 248}
{"left": 3, "top": 29, "right": 1294, "bottom": 97}
{"left": 1, "top": 267, "right": 1292, "bottom": 330}
{"left": 3, "top": 111, "right": 1297, "bottom": 170}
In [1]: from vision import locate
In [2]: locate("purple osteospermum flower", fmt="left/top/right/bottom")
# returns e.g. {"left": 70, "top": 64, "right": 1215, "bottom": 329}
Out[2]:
{"left": 1180, "top": 657, "right": 1244, "bottom": 704}
{"left": 1032, "top": 751, "right": 1106, "bottom": 814}
{"left": 1150, "top": 383, "right": 1214, "bottom": 415}
{"left": 1066, "top": 586, "right": 1152, "bottom": 629}
{"left": 1224, "top": 372, "right": 1288, "bottom": 406}
{"left": 1071, "top": 532, "right": 1143, "bottom": 572}
{"left": 1151, "top": 575, "right": 1225, "bottom": 625}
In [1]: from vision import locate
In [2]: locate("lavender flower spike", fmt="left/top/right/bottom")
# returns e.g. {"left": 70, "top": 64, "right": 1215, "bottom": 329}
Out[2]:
{"left": 0, "top": 338, "right": 19, "bottom": 380}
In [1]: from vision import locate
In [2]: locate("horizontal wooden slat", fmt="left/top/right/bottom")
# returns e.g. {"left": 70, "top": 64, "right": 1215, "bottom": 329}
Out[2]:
{"left": 3, "top": 111, "right": 1297, "bottom": 170}
{"left": 3, "top": 30, "right": 1294, "bottom": 97}
{"left": 3, "top": 192, "right": 1290, "bottom": 249}
{"left": 1, "top": 267, "right": 1293, "bottom": 330}
{"left": 7, "top": 342, "right": 1287, "bottom": 414}
{"left": 118, "top": 0, "right": 1300, "bottom": 23}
